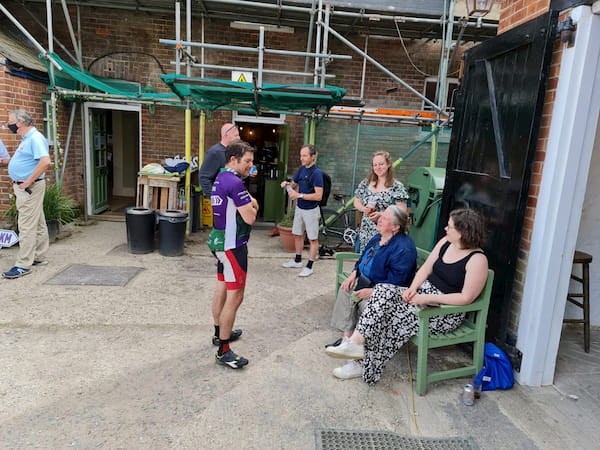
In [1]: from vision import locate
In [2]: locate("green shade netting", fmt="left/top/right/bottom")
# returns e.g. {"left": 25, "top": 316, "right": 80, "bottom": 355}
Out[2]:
{"left": 160, "top": 74, "right": 346, "bottom": 113}
{"left": 40, "top": 52, "right": 178, "bottom": 100}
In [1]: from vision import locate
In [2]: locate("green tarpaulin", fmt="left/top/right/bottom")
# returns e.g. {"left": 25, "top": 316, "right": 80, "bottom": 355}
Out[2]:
{"left": 40, "top": 52, "right": 178, "bottom": 101}
{"left": 40, "top": 52, "right": 346, "bottom": 114}
{"left": 161, "top": 74, "right": 346, "bottom": 113}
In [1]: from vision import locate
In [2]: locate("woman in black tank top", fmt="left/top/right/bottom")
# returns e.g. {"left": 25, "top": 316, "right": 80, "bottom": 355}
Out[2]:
{"left": 403, "top": 209, "right": 488, "bottom": 305}
{"left": 326, "top": 208, "right": 489, "bottom": 384}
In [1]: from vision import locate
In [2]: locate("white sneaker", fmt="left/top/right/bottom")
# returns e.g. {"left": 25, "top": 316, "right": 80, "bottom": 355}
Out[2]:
{"left": 333, "top": 360, "right": 363, "bottom": 379}
{"left": 282, "top": 260, "right": 303, "bottom": 268}
{"left": 298, "top": 267, "right": 314, "bottom": 277}
{"left": 325, "top": 338, "right": 365, "bottom": 359}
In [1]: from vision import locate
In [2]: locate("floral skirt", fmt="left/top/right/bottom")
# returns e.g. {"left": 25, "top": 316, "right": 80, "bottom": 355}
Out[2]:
{"left": 356, "top": 281, "right": 465, "bottom": 385}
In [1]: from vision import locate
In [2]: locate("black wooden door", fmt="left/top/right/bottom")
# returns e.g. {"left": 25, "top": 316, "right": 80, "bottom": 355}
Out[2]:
{"left": 439, "top": 12, "right": 558, "bottom": 344}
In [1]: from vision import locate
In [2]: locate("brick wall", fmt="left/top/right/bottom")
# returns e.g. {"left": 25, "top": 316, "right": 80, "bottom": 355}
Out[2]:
{"left": 498, "top": 0, "right": 552, "bottom": 34}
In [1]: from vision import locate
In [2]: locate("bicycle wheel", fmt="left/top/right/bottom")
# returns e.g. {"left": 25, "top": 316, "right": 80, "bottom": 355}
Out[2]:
{"left": 320, "top": 208, "right": 357, "bottom": 249}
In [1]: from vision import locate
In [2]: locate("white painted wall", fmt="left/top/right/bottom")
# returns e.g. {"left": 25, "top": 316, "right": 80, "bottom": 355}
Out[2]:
{"left": 515, "top": 5, "right": 600, "bottom": 386}
{"left": 569, "top": 116, "right": 600, "bottom": 325}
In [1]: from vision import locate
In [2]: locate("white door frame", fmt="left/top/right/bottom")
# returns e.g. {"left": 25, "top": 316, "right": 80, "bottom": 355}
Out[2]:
{"left": 83, "top": 102, "right": 142, "bottom": 214}
{"left": 516, "top": 5, "right": 600, "bottom": 386}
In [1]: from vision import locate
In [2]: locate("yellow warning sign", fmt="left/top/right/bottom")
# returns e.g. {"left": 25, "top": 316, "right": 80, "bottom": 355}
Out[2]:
{"left": 232, "top": 71, "right": 253, "bottom": 83}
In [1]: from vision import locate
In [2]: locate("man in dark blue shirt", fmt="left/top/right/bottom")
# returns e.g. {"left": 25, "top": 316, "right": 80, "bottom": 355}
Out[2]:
{"left": 280, "top": 144, "right": 323, "bottom": 277}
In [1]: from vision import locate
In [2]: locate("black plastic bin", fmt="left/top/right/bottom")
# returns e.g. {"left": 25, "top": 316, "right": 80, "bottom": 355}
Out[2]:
{"left": 125, "top": 207, "right": 155, "bottom": 254}
{"left": 157, "top": 209, "right": 188, "bottom": 256}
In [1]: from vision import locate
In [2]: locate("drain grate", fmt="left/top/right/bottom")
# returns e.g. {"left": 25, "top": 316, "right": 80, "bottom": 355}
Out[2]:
{"left": 45, "top": 265, "right": 142, "bottom": 286}
{"left": 316, "top": 429, "right": 478, "bottom": 450}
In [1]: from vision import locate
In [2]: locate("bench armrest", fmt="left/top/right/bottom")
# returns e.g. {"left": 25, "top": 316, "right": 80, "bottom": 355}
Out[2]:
{"left": 335, "top": 252, "right": 360, "bottom": 274}
{"left": 414, "top": 298, "right": 485, "bottom": 319}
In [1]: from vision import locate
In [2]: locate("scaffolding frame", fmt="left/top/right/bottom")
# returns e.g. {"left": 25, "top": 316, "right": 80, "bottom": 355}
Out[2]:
{"left": 0, "top": 0, "right": 497, "bottom": 225}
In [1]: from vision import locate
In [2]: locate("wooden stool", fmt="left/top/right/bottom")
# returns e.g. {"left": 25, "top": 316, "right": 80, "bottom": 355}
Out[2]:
{"left": 564, "top": 250, "right": 592, "bottom": 352}
{"left": 137, "top": 175, "right": 181, "bottom": 210}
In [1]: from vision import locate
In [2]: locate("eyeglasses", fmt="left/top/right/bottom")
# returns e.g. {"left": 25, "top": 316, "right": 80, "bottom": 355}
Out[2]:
{"left": 225, "top": 124, "right": 238, "bottom": 134}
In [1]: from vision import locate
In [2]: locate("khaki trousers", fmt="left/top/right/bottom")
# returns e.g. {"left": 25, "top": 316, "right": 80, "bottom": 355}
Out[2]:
{"left": 14, "top": 179, "right": 49, "bottom": 268}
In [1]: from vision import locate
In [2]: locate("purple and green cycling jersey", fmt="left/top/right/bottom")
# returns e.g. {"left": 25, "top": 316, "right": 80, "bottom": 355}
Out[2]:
{"left": 208, "top": 169, "right": 252, "bottom": 251}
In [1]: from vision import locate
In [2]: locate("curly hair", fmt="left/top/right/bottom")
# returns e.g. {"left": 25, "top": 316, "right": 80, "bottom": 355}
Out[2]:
{"left": 450, "top": 208, "right": 487, "bottom": 249}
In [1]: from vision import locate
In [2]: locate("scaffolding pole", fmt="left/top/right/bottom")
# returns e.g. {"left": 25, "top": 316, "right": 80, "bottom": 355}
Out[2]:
{"left": 46, "top": 0, "right": 61, "bottom": 183}
{"left": 160, "top": 39, "right": 351, "bottom": 60}
{"left": 175, "top": 2, "right": 181, "bottom": 75}
{"left": 313, "top": 0, "right": 323, "bottom": 86}
{"left": 59, "top": 103, "right": 78, "bottom": 183}
{"left": 185, "top": 105, "right": 192, "bottom": 234}
{"left": 60, "top": 0, "right": 83, "bottom": 69}
{"left": 303, "top": 0, "right": 317, "bottom": 84}
{"left": 0, "top": 3, "right": 62, "bottom": 71}
{"left": 323, "top": 24, "right": 443, "bottom": 114}
{"left": 320, "top": 3, "right": 331, "bottom": 88}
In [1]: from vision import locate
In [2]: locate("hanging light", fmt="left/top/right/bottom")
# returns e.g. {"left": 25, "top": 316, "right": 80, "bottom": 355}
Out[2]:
{"left": 465, "top": 0, "right": 494, "bottom": 17}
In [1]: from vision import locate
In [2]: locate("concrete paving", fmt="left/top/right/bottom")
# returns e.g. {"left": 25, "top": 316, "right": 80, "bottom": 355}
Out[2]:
{"left": 0, "top": 219, "right": 599, "bottom": 449}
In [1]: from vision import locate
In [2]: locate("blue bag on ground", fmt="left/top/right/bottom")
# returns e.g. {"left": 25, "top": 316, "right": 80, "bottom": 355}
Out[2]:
{"left": 473, "top": 343, "right": 514, "bottom": 391}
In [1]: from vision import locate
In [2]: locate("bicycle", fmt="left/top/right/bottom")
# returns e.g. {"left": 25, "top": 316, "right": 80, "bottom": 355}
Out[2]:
{"left": 318, "top": 193, "right": 358, "bottom": 257}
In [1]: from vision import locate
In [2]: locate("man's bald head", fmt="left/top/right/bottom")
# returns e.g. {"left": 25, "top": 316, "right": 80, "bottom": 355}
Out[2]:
{"left": 220, "top": 123, "right": 240, "bottom": 146}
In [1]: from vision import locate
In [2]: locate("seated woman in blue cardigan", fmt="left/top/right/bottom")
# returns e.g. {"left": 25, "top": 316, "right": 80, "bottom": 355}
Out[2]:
{"left": 327, "top": 205, "right": 416, "bottom": 363}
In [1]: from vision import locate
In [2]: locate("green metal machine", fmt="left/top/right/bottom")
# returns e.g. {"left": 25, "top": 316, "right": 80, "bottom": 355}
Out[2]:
{"left": 407, "top": 167, "right": 446, "bottom": 251}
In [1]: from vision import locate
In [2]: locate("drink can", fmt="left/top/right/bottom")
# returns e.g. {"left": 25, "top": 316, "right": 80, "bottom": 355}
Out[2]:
{"left": 473, "top": 379, "right": 482, "bottom": 399}
{"left": 463, "top": 384, "right": 475, "bottom": 406}
{"left": 249, "top": 165, "right": 257, "bottom": 175}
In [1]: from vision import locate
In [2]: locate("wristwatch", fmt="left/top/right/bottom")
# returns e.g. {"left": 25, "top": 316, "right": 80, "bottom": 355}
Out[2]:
{"left": 299, "top": 194, "right": 304, "bottom": 199}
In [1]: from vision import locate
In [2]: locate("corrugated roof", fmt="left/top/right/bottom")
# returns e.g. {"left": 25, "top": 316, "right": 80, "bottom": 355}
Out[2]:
{"left": 0, "top": 21, "right": 47, "bottom": 72}
{"left": 21, "top": 0, "right": 497, "bottom": 41}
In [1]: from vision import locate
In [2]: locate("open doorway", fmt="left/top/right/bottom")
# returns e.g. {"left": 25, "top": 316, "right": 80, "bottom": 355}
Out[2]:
{"left": 235, "top": 119, "right": 289, "bottom": 222}
{"left": 84, "top": 102, "right": 141, "bottom": 216}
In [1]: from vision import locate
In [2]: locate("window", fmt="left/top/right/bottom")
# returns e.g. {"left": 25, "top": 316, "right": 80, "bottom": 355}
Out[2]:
{"left": 233, "top": 110, "right": 286, "bottom": 125}
{"left": 422, "top": 77, "right": 459, "bottom": 112}
{"left": 42, "top": 97, "right": 56, "bottom": 145}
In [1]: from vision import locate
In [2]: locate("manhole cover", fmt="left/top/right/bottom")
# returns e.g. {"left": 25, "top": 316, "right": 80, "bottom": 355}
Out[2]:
{"left": 45, "top": 265, "right": 142, "bottom": 286}
{"left": 316, "top": 429, "right": 477, "bottom": 450}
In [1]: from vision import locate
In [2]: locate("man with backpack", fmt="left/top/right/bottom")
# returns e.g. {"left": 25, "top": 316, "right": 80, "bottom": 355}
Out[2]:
{"left": 280, "top": 144, "right": 323, "bottom": 277}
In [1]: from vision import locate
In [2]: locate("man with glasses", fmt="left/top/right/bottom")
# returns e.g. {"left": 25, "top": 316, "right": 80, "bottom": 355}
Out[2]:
{"left": 2, "top": 109, "right": 52, "bottom": 279}
{"left": 198, "top": 123, "right": 241, "bottom": 197}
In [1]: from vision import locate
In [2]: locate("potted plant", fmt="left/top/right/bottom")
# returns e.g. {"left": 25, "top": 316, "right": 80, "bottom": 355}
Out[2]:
{"left": 277, "top": 209, "right": 296, "bottom": 252}
{"left": 43, "top": 182, "right": 79, "bottom": 241}
{"left": 2, "top": 182, "right": 79, "bottom": 243}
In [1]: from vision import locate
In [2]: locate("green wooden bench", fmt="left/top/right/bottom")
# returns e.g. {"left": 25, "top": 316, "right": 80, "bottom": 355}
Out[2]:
{"left": 334, "top": 248, "right": 494, "bottom": 395}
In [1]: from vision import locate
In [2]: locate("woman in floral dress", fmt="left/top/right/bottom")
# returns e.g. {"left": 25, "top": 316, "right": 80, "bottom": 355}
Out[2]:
{"left": 354, "top": 151, "right": 408, "bottom": 253}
